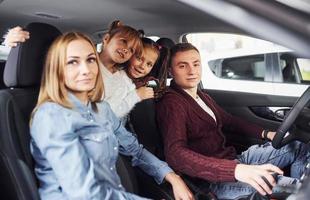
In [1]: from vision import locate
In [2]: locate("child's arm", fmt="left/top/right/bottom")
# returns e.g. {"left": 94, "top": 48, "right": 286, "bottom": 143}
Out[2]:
{"left": 105, "top": 88, "right": 142, "bottom": 118}
{"left": 136, "top": 86, "right": 154, "bottom": 100}
{"left": 3, "top": 26, "right": 30, "bottom": 47}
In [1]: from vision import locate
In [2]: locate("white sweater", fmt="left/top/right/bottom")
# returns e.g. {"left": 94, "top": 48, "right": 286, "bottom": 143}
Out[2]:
{"left": 100, "top": 63, "right": 141, "bottom": 118}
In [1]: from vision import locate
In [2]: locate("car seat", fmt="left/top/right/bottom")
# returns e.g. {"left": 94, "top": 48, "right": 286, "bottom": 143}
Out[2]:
{"left": 0, "top": 22, "right": 61, "bottom": 200}
{"left": 155, "top": 37, "right": 176, "bottom": 79}
{"left": 128, "top": 99, "right": 217, "bottom": 200}
{"left": 156, "top": 37, "right": 175, "bottom": 49}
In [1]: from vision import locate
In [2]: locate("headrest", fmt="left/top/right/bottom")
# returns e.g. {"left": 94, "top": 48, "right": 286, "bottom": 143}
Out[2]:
{"left": 4, "top": 22, "right": 61, "bottom": 87}
{"left": 156, "top": 37, "right": 175, "bottom": 49}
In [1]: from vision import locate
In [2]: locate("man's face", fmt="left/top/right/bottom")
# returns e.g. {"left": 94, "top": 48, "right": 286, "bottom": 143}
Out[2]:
{"left": 171, "top": 49, "right": 202, "bottom": 90}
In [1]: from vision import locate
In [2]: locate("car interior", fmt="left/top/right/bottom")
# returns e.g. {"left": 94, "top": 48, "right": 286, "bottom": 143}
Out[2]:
{"left": 0, "top": 0, "right": 310, "bottom": 200}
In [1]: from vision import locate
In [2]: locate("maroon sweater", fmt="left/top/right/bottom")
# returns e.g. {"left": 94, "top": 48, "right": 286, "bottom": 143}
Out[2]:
{"left": 156, "top": 81, "right": 264, "bottom": 182}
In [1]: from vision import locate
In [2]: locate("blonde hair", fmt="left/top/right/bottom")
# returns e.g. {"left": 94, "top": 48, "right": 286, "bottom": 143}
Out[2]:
{"left": 32, "top": 32, "right": 104, "bottom": 118}
{"left": 105, "top": 20, "right": 143, "bottom": 55}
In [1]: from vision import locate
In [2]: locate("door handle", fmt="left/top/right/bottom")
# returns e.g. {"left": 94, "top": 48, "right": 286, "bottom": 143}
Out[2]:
{"left": 250, "top": 106, "right": 291, "bottom": 121}
{"left": 269, "top": 107, "right": 291, "bottom": 121}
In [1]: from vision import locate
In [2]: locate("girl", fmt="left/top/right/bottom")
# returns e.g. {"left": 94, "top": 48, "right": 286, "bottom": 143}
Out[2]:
{"left": 127, "top": 37, "right": 169, "bottom": 98}
{"left": 106, "top": 37, "right": 169, "bottom": 118}
{"left": 30, "top": 31, "right": 193, "bottom": 200}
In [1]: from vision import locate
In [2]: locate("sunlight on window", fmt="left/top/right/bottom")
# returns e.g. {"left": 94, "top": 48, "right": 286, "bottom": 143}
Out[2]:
{"left": 186, "top": 33, "right": 289, "bottom": 58}
{"left": 147, "top": 36, "right": 160, "bottom": 42}
{"left": 297, "top": 58, "right": 310, "bottom": 80}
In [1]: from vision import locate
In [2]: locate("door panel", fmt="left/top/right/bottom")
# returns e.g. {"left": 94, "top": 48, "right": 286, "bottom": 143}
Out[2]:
{"left": 204, "top": 89, "right": 298, "bottom": 152}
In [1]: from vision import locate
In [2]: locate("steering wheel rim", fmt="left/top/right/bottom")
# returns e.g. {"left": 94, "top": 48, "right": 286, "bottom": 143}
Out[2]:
{"left": 272, "top": 86, "right": 310, "bottom": 149}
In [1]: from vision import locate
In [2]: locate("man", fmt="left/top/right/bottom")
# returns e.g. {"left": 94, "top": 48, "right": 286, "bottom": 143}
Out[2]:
{"left": 157, "top": 42, "right": 309, "bottom": 199}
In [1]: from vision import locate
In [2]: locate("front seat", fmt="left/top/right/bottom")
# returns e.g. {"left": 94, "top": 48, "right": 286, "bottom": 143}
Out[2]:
{"left": 0, "top": 22, "right": 61, "bottom": 200}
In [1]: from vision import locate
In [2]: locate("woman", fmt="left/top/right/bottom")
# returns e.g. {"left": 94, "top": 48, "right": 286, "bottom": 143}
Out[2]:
{"left": 30, "top": 32, "right": 193, "bottom": 200}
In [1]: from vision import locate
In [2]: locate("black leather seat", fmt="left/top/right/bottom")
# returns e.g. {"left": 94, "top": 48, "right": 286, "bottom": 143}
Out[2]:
{"left": 0, "top": 22, "right": 61, "bottom": 200}
{"left": 156, "top": 37, "right": 175, "bottom": 49}
{"left": 129, "top": 99, "right": 216, "bottom": 200}
{"left": 128, "top": 99, "right": 174, "bottom": 199}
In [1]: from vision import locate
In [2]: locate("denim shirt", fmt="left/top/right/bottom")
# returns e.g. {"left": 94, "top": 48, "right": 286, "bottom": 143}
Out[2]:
{"left": 30, "top": 94, "right": 172, "bottom": 200}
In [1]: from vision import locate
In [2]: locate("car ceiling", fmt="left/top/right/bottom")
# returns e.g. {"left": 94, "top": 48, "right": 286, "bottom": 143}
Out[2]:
{"left": 0, "top": 0, "right": 240, "bottom": 42}
{"left": 1, "top": 0, "right": 310, "bottom": 57}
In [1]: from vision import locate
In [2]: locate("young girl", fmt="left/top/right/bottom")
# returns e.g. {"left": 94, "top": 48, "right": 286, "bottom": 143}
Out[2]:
{"left": 127, "top": 37, "right": 169, "bottom": 98}
{"left": 30, "top": 32, "right": 193, "bottom": 200}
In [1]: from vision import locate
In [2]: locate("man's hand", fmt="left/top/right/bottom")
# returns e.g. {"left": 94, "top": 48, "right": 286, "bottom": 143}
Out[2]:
{"left": 235, "top": 164, "right": 283, "bottom": 196}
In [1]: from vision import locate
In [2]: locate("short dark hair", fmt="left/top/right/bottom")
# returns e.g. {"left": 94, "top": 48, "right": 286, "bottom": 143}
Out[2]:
{"left": 169, "top": 43, "right": 199, "bottom": 68}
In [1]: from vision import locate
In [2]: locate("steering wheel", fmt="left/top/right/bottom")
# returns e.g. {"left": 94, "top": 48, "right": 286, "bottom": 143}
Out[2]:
{"left": 272, "top": 86, "right": 310, "bottom": 149}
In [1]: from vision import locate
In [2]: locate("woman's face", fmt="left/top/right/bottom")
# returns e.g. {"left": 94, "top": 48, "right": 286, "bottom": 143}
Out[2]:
{"left": 64, "top": 39, "right": 99, "bottom": 101}
{"left": 127, "top": 48, "right": 158, "bottom": 79}
{"left": 103, "top": 34, "right": 136, "bottom": 64}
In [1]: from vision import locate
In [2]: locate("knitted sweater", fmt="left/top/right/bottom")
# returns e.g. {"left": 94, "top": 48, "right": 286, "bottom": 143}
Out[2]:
{"left": 156, "top": 81, "right": 263, "bottom": 182}
{"left": 100, "top": 63, "right": 140, "bottom": 118}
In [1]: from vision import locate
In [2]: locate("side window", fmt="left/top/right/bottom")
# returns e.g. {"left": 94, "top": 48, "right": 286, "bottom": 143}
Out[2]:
{"left": 0, "top": 44, "right": 10, "bottom": 61}
{"left": 209, "top": 54, "right": 266, "bottom": 81}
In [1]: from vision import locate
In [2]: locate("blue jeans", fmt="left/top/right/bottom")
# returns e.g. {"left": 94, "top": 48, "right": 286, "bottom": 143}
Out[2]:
{"left": 209, "top": 141, "right": 309, "bottom": 200}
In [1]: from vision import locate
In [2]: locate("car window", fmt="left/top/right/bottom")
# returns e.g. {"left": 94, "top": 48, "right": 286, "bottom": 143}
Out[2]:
{"left": 186, "top": 33, "right": 308, "bottom": 97}
{"left": 209, "top": 54, "right": 266, "bottom": 81}
{"left": 296, "top": 58, "right": 310, "bottom": 81}
{"left": 0, "top": 44, "right": 10, "bottom": 61}
{"left": 186, "top": 33, "right": 289, "bottom": 83}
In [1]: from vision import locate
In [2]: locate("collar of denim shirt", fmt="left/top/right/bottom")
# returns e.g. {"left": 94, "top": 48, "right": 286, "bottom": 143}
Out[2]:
{"left": 68, "top": 92, "right": 92, "bottom": 113}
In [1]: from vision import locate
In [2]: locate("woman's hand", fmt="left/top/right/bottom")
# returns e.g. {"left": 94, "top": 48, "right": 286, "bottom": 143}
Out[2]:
{"left": 165, "top": 172, "right": 194, "bottom": 200}
{"left": 235, "top": 164, "right": 283, "bottom": 196}
{"left": 4, "top": 26, "right": 30, "bottom": 47}
{"left": 136, "top": 86, "right": 154, "bottom": 100}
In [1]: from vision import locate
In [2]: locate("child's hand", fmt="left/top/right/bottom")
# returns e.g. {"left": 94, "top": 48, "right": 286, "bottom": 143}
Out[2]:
{"left": 136, "top": 86, "right": 154, "bottom": 100}
{"left": 4, "top": 26, "right": 30, "bottom": 47}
